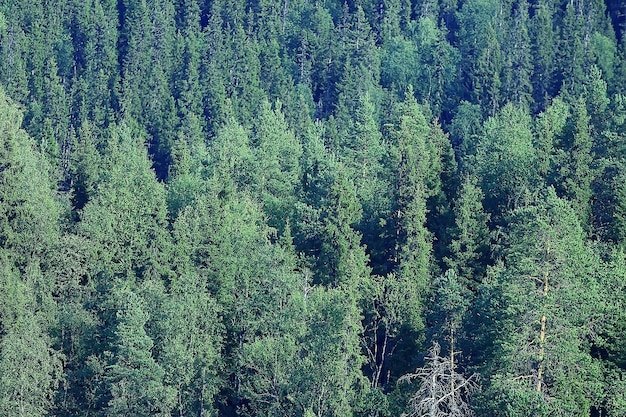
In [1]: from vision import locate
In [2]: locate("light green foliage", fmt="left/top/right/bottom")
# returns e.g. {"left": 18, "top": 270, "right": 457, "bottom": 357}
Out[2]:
{"left": 78, "top": 124, "right": 169, "bottom": 279}
{"left": 158, "top": 270, "right": 222, "bottom": 417}
{"left": 534, "top": 97, "right": 569, "bottom": 178}
{"left": 338, "top": 92, "right": 387, "bottom": 218}
{"left": 381, "top": 17, "right": 458, "bottom": 112}
{"left": 0, "top": 258, "right": 62, "bottom": 417}
{"left": 0, "top": 88, "right": 60, "bottom": 261}
{"left": 430, "top": 270, "right": 469, "bottom": 343}
{"left": 591, "top": 33, "right": 618, "bottom": 87}
{"left": 585, "top": 65, "right": 611, "bottom": 137}
{"left": 475, "top": 103, "right": 538, "bottom": 212}
{"left": 252, "top": 99, "right": 303, "bottom": 231}
{"left": 292, "top": 287, "right": 368, "bottom": 417}
{"left": 206, "top": 117, "right": 254, "bottom": 192}
{"left": 173, "top": 187, "right": 314, "bottom": 415}
{"left": 476, "top": 190, "right": 604, "bottom": 416}
{"left": 107, "top": 285, "right": 175, "bottom": 417}
{"left": 597, "top": 251, "right": 626, "bottom": 369}
{"left": 0, "top": 2, "right": 625, "bottom": 417}
{"left": 393, "top": 93, "right": 434, "bottom": 301}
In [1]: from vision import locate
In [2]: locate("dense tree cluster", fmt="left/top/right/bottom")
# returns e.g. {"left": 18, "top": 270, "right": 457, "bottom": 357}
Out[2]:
{"left": 0, "top": 0, "right": 625, "bottom": 415}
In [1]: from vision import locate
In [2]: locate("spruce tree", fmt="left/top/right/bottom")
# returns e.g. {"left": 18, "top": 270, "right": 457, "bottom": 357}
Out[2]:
{"left": 106, "top": 286, "right": 175, "bottom": 417}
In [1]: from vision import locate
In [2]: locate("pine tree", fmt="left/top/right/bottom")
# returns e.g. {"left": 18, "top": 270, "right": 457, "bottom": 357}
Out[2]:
{"left": 159, "top": 268, "right": 222, "bottom": 417}
{"left": 557, "top": 98, "right": 594, "bottom": 226}
{"left": 0, "top": 258, "right": 62, "bottom": 417}
{"left": 534, "top": 97, "right": 569, "bottom": 181}
{"left": 475, "top": 190, "right": 604, "bottom": 416}
{"left": 557, "top": 3, "right": 586, "bottom": 99}
{"left": 530, "top": 0, "right": 556, "bottom": 111}
{"left": 106, "top": 285, "right": 175, "bottom": 417}
{"left": 448, "top": 101, "right": 483, "bottom": 173}
{"left": 502, "top": 0, "right": 533, "bottom": 108}
{"left": 400, "top": 342, "right": 477, "bottom": 417}
{"left": 0, "top": 87, "right": 60, "bottom": 262}
{"left": 392, "top": 93, "right": 433, "bottom": 294}
{"left": 318, "top": 166, "right": 371, "bottom": 289}
{"left": 292, "top": 286, "right": 369, "bottom": 417}
{"left": 73, "top": 0, "right": 120, "bottom": 131}
{"left": 252, "top": 99, "right": 302, "bottom": 232}
{"left": 456, "top": 0, "right": 502, "bottom": 115}
{"left": 77, "top": 124, "right": 170, "bottom": 281}
{"left": 445, "top": 175, "right": 490, "bottom": 290}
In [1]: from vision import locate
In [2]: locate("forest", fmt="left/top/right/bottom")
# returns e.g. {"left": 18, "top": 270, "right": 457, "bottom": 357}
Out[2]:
{"left": 0, "top": 0, "right": 625, "bottom": 415}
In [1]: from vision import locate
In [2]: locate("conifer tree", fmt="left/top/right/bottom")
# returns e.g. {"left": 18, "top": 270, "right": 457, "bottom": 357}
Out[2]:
{"left": 0, "top": 258, "right": 62, "bottom": 417}
{"left": 252, "top": 99, "right": 302, "bottom": 232}
{"left": 106, "top": 285, "right": 175, "bottom": 417}
{"left": 0, "top": 87, "right": 60, "bottom": 262}
{"left": 475, "top": 190, "right": 603, "bottom": 416}
{"left": 534, "top": 97, "right": 569, "bottom": 181}
{"left": 403, "top": 270, "right": 477, "bottom": 417}
{"left": 475, "top": 103, "right": 538, "bottom": 214}
{"left": 445, "top": 175, "right": 490, "bottom": 290}
{"left": 557, "top": 3, "right": 586, "bottom": 99}
{"left": 456, "top": 0, "right": 502, "bottom": 115}
{"left": 73, "top": 0, "right": 120, "bottom": 130}
{"left": 529, "top": 1, "right": 556, "bottom": 111}
{"left": 502, "top": 0, "right": 533, "bottom": 107}
{"left": 159, "top": 269, "right": 222, "bottom": 417}
{"left": 556, "top": 98, "right": 594, "bottom": 226}
{"left": 77, "top": 124, "right": 170, "bottom": 281}
{"left": 318, "top": 166, "right": 371, "bottom": 290}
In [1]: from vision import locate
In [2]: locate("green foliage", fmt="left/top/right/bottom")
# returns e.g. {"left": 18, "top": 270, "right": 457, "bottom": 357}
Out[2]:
{"left": 159, "top": 270, "right": 222, "bottom": 417}
{"left": 251, "top": 99, "right": 303, "bottom": 232}
{"left": 106, "top": 285, "right": 175, "bottom": 417}
{"left": 456, "top": 0, "right": 502, "bottom": 115}
{"left": 0, "top": 258, "right": 62, "bottom": 417}
{"left": 293, "top": 286, "right": 369, "bottom": 417}
{"left": 445, "top": 175, "right": 490, "bottom": 289}
{"left": 502, "top": 0, "right": 533, "bottom": 107}
{"left": 0, "top": 88, "right": 60, "bottom": 261}
{"left": 529, "top": 1, "right": 556, "bottom": 111}
{"left": 476, "top": 190, "right": 604, "bottom": 416}
{"left": 553, "top": 98, "right": 594, "bottom": 225}
{"left": 0, "top": 2, "right": 625, "bottom": 417}
{"left": 78, "top": 124, "right": 169, "bottom": 280}
{"left": 475, "top": 103, "right": 539, "bottom": 213}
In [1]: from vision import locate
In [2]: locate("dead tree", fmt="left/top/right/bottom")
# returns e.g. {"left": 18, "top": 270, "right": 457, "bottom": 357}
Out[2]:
{"left": 399, "top": 342, "right": 478, "bottom": 417}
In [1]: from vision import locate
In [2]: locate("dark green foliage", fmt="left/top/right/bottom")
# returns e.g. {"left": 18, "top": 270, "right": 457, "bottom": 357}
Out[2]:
{"left": 529, "top": 1, "right": 556, "bottom": 111}
{"left": 456, "top": 0, "right": 502, "bottom": 115}
{"left": 445, "top": 175, "right": 490, "bottom": 289}
{"left": 0, "top": 1, "right": 625, "bottom": 416}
